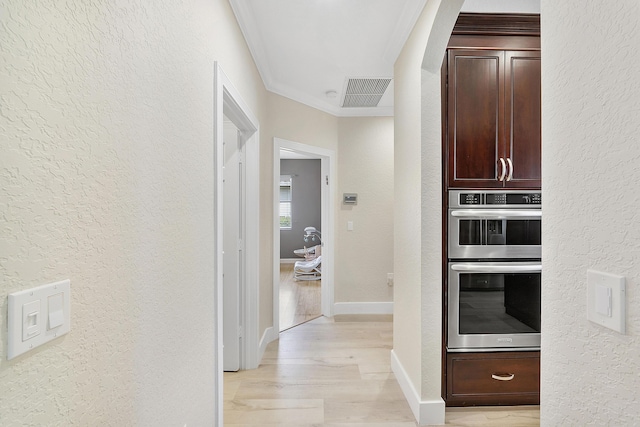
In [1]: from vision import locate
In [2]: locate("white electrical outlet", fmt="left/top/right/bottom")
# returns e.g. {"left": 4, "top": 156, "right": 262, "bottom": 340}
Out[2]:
{"left": 387, "top": 273, "right": 394, "bottom": 287}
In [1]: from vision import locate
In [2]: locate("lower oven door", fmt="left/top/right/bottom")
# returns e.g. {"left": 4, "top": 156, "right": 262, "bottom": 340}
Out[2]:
{"left": 448, "top": 261, "right": 541, "bottom": 351}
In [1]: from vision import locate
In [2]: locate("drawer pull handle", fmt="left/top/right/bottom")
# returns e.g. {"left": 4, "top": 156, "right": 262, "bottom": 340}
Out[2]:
{"left": 491, "top": 373, "right": 515, "bottom": 381}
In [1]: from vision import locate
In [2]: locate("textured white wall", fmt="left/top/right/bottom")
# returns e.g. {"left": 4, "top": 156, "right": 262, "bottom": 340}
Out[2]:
{"left": 393, "top": 0, "right": 437, "bottom": 395}
{"left": 266, "top": 92, "right": 339, "bottom": 155}
{"left": 540, "top": 0, "right": 640, "bottom": 425}
{"left": 394, "top": 1, "right": 464, "bottom": 410}
{"left": 335, "top": 117, "right": 394, "bottom": 303}
{"left": 0, "top": 0, "right": 267, "bottom": 424}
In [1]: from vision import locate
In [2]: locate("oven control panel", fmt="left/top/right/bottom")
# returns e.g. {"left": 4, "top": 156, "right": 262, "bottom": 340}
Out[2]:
{"left": 451, "top": 190, "right": 541, "bottom": 208}
{"left": 486, "top": 193, "right": 541, "bottom": 205}
{"left": 460, "top": 193, "right": 481, "bottom": 205}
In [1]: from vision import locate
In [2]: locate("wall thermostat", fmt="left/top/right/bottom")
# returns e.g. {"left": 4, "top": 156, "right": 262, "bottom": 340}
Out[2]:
{"left": 343, "top": 193, "right": 358, "bottom": 205}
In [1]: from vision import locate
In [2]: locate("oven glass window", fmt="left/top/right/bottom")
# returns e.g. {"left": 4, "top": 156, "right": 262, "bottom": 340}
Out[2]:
{"left": 458, "top": 220, "right": 481, "bottom": 245}
{"left": 459, "top": 272, "right": 540, "bottom": 334}
{"left": 504, "top": 219, "right": 541, "bottom": 246}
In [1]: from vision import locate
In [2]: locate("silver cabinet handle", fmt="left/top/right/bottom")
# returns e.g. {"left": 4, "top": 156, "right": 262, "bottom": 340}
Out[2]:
{"left": 498, "top": 158, "right": 506, "bottom": 181}
{"left": 492, "top": 373, "right": 515, "bottom": 381}
{"left": 506, "top": 158, "right": 513, "bottom": 182}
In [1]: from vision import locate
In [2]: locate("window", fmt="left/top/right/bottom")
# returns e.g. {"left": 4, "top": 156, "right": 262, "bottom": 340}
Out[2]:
{"left": 280, "top": 175, "right": 292, "bottom": 229}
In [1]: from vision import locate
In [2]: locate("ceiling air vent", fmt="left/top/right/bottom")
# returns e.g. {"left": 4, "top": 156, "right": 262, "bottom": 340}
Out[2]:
{"left": 342, "top": 78, "right": 392, "bottom": 108}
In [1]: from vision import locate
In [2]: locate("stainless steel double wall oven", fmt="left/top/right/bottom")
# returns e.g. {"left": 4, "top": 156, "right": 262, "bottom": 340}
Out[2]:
{"left": 447, "top": 190, "right": 542, "bottom": 351}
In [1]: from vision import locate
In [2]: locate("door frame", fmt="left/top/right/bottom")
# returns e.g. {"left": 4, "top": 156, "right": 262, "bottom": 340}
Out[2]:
{"left": 273, "top": 138, "right": 336, "bottom": 331}
{"left": 214, "top": 62, "right": 260, "bottom": 425}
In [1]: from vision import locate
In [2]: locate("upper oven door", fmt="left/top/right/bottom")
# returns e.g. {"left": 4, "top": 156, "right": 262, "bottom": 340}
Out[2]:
{"left": 448, "top": 208, "right": 542, "bottom": 259}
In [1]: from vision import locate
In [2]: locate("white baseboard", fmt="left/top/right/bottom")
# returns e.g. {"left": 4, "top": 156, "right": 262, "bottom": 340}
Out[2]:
{"left": 257, "top": 326, "right": 278, "bottom": 365}
{"left": 333, "top": 301, "right": 393, "bottom": 315}
{"left": 279, "top": 258, "right": 299, "bottom": 264}
{"left": 390, "top": 349, "right": 445, "bottom": 426}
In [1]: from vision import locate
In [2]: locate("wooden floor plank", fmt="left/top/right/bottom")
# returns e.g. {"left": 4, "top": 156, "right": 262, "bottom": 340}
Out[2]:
{"left": 224, "top": 315, "right": 540, "bottom": 426}
{"left": 279, "top": 262, "right": 321, "bottom": 331}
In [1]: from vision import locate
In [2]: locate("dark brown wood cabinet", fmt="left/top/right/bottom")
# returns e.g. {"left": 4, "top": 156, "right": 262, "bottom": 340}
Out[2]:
{"left": 446, "top": 49, "right": 541, "bottom": 189}
{"left": 441, "top": 14, "right": 542, "bottom": 408}
{"left": 446, "top": 351, "right": 540, "bottom": 406}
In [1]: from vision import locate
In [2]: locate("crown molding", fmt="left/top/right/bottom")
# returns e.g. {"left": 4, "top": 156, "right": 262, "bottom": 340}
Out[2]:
{"left": 452, "top": 13, "right": 540, "bottom": 36}
{"left": 228, "top": 0, "right": 276, "bottom": 88}
{"left": 383, "top": 0, "right": 428, "bottom": 64}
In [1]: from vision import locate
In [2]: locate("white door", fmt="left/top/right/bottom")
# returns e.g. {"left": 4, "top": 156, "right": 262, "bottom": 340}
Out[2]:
{"left": 223, "top": 119, "right": 243, "bottom": 372}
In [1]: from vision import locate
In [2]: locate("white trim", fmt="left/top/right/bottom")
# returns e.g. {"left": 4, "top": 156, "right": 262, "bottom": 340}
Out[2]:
{"left": 391, "top": 350, "right": 446, "bottom": 426}
{"left": 213, "top": 62, "right": 224, "bottom": 427}
{"left": 273, "top": 138, "right": 336, "bottom": 334}
{"left": 258, "top": 326, "right": 278, "bottom": 363}
{"left": 243, "top": 131, "right": 260, "bottom": 370}
{"left": 279, "top": 258, "right": 299, "bottom": 264}
{"left": 227, "top": 0, "right": 275, "bottom": 90}
{"left": 382, "top": 0, "right": 429, "bottom": 64}
{"left": 214, "top": 62, "right": 261, "bottom": 425}
{"left": 333, "top": 302, "right": 394, "bottom": 315}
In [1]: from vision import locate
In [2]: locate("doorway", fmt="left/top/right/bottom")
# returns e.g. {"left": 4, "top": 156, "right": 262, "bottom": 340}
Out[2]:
{"left": 278, "top": 154, "right": 322, "bottom": 331}
{"left": 214, "top": 63, "right": 260, "bottom": 425}
{"left": 273, "top": 138, "right": 336, "bottom": 334}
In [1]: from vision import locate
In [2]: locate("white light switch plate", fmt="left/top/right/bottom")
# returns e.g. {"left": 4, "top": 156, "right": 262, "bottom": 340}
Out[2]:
{"left": 587, "top": 270, "right": 625, "bottom": 334}
{"left": 7, "top": 279, "right": 71, "bottom": 360}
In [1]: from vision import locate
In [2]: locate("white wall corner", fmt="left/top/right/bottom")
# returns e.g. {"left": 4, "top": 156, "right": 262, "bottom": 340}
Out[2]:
{"left": 333, "top": 302, "right": 393, "bottom": 315}
{"left": 391, "top": 350, "right": 446, "bottom": 426}
{"left": 257, "top": 326, "right": 278, "bottom": 364}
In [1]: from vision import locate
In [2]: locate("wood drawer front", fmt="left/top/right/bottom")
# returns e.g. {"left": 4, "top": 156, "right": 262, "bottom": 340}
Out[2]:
{"left": 448, "top": 352, "right": 540, "bottom": 397}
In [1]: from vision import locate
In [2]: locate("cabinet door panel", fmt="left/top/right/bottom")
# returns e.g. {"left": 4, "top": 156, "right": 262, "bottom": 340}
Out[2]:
{"left": 448, "top": 50, "right": 504, "bottom": 188}
{"left": 505, "top": 51, "right": 541, "bottom": 187}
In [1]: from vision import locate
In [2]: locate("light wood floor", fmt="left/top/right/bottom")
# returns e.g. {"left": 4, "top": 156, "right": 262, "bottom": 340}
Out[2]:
{"left": 279, "top": 262, "right": 321, "bottom": 331}
{"left": 223, "top": 315, "right": 540, "bottom": 426}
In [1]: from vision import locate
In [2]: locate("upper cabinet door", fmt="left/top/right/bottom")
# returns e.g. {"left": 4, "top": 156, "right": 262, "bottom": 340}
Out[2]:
{"left": 447, "top": 50, "right": 505, "bottom": 188}
{"left": 504, "top": 51, "right": 541, "bottom": 188}
{"left": 446, "top": 48, "right": 541, "bottom": 189}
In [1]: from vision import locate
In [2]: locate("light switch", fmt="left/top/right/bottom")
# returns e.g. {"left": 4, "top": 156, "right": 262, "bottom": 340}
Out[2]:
{"left": 22, "top": 300, "right": 41, "bottom": 341}
{"left": 587, "top": 270, "right": 625, "bottom": 334}
{"left": 48, "top": 293, "right": 64, "bottom": 330}
{"left": 594, "top": 284, "right": 611, "bottom": 317}
{"left": 347, "top": 221, "right": 354, "bottom": 231}
{"left": 8, "top": 279, "right": 71, "bottom": 360}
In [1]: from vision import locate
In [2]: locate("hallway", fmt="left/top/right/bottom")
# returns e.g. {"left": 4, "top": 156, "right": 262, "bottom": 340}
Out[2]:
{"left": 223, "top": 316, "right": 540, "bottom": 426}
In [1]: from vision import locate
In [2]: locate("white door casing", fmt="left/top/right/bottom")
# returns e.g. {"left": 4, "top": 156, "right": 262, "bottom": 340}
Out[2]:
{"left": 222, "top": 120, "right": 242, "bottom": 372}
{"left": 214, "top": 62, "right": 260, "bottom": 425}
{"left": 273, "top": 138, "right": 336, "bottom": 333}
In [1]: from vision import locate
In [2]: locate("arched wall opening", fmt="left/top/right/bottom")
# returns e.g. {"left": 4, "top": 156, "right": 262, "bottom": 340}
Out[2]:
{"left": 391, "top": 1, "right": 464, "bottom": 425}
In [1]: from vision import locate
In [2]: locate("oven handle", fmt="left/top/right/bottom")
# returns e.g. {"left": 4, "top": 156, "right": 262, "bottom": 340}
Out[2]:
{"left": 450, "top": 263, "right": 542, "bottom": 273}
{"left": 450, "top": 209, "right": 541, "bottom": 219}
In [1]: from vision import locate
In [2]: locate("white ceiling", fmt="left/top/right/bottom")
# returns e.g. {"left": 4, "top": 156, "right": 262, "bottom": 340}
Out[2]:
{"left": 230, "top": 0, "right": 427, "bottom": 117}
{"left": 230, "top": 0, "right": 540, "bottom": 118}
